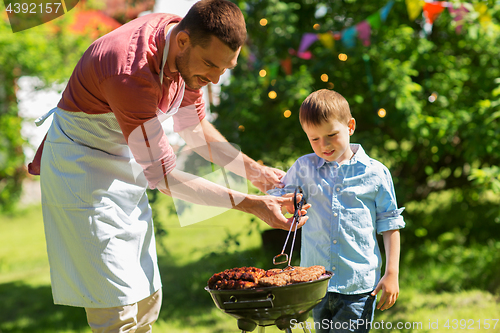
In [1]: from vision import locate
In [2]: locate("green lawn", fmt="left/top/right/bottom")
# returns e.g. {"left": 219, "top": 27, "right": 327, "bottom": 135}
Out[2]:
{"left": 1, "top": 200, "right": 499, "bottom": 333}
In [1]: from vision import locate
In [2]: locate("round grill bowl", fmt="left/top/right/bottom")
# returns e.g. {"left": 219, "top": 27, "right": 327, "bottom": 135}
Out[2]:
{"left": 205, "top": 272, "right": 332, "bottom": 331}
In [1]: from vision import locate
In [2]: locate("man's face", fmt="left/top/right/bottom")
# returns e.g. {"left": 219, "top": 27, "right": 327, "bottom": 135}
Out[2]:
{"left": 302, "top": 118, "right": 356, "bottom": 164}
{"left": 175, "top": 35, "right": 240, "bottom": 90}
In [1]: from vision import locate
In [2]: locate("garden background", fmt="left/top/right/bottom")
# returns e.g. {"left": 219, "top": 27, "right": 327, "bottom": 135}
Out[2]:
{"left": 1, "top": 0, "right": 500, "bottom": 332}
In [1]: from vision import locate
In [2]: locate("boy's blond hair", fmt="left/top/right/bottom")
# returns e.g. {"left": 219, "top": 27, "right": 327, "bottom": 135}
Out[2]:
{"left": 299, "top": 89, "right": 352, "bottom": 127}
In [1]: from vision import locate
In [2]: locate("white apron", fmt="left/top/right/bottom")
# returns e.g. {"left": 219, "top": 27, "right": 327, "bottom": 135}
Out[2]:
{"left": 38, "top": 25, "right": 184, "bottom": 308}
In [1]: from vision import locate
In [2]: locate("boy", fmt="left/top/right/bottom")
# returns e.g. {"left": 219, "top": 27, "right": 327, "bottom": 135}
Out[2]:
{"left": 269, "top": 89, "right": 405, "bottom": 332}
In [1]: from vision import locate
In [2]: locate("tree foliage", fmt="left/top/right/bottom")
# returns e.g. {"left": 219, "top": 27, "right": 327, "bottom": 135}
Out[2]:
{"left": 0, "top": 1, "right": 157, "bottom": 212}
{"left": 0, "top": 5, "right": 94, "bottom": 212}
{"left": 213, "top": 0, "right": 500, "bottom": 269}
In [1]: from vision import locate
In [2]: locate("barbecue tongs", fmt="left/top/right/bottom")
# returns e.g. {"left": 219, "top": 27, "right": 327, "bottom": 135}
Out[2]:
{"left": 273, "top": 186, "right": 305, "bottom": 270}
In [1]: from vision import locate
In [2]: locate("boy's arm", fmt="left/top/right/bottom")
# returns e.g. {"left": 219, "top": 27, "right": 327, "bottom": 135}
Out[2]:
{"left": 371, "top": 229, "right": 400, "bottom": 311}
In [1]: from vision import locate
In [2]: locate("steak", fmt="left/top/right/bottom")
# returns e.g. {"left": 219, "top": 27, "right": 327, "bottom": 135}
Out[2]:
{"left": 208, "top": 265, "right": 326, "bottom": 290}
{"left": 208, "top": 266, "right": 266, "bottom": 290}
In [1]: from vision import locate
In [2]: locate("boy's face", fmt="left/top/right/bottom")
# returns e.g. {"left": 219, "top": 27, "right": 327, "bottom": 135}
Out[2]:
{"left": 302, "top": 118, "right": 356, "bottom": 164}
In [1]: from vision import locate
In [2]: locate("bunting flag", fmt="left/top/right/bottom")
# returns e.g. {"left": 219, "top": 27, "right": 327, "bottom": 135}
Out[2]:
{"left": 341, "top": 26, "right": 358, "bottom": 49}
{"left": 367, "top": 12, "right": 382, "bottom": 29}
{"left": 423, "top": 2, "right": 445, "bottom": 24}
{"left": 448, "top": 4, "right": 469, "bottom": 33}
{"left": 380, "top": 0, "right": 394, "bottom": 21}
{"left": 405, "top": 0, "right": 424, "bottom": 20}
{"left": 298, "top": 33, "right": 319, "bottom": 53}
{"left": 280, "top": 57, "right": 292, "bottom": 75}
{"left": 356, "top": 21, "right": 372, "bottom": 46}
{"left": 269, "top": 63, "right": 280, "bottom": 80}
{"left": 292, "top": 0, "right": 396, "bottom": 52}
{"left": 317, "top": 32, "right": 335, "bottom": 49}
{"left": 297, "top": 51, "right": 313, "bottom": 60}
{"left": 248, "top": 0, "right": 492, "bottom": 76}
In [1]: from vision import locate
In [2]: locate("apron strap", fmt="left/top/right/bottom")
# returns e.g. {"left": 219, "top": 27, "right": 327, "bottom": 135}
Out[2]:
{"left": 159, "top": 24, "right": 176, "bottom": 86}
{"left": 35, "top": 107, "right": 57, "bottom": 127}
{"left": 29, "top": 107, "right": 57, "bottom": 175}
{"left": 157, "top": 24, "right": 186, "bottom": 116}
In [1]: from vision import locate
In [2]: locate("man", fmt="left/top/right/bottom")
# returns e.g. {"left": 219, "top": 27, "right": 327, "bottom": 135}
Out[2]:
{"left": 29, "top": 0, "right": 309, "bottom": 332}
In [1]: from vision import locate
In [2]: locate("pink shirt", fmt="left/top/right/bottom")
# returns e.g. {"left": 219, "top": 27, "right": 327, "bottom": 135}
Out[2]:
{"left": 57, "top": 13, "right": 206, "bottom": 188}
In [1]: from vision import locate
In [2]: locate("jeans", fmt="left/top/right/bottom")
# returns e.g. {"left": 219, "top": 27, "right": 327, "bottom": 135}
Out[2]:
{"left": 312, "top": 292, "right": 376, "bottom": 333}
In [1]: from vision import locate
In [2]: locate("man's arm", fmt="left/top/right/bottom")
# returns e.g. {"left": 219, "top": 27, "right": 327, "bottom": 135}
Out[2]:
{"left": 177, "top": 119, "right": 285, "bottom": 192}
{"left": 157, "top": 168, "right": 308, "bottom": 230}
{"left": 371, "top": 229, "right": 400, "bottom": 311}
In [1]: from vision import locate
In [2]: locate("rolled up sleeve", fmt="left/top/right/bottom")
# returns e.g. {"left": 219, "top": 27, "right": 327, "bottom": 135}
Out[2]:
{"left": 376, "top": 207, "right": 405, "bottom": 234}
{"left": 375, "top": 167, "right": 406, "bottom": 234}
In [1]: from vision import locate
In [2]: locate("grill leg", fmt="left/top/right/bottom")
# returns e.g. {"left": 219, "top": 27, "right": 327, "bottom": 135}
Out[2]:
{"left": 238, "top": 318, "right": 257, "bottom": 332}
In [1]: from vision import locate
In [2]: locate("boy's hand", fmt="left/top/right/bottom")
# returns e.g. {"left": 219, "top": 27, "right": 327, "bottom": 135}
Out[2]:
{"left": 371, "top": 272, "right": 399, "bottom": 311}
{"left": 247, "top": 165, "right": 286, "bottom": 193}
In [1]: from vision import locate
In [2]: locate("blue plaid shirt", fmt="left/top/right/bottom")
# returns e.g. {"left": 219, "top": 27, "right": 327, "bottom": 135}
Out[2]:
{"left": 268, "top": 144, "right": 405, "bottom": 294}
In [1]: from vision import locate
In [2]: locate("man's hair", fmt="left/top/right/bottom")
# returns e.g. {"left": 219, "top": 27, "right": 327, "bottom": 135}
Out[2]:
{"left": 177, "top": 0, "right": 247, "bottom": 51}
{"left": 299, "top": 89, "right": 352, "bottom": 127}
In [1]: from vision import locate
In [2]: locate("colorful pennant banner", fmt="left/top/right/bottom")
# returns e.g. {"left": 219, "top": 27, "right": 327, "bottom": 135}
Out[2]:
{"left": 248, "top": 1, "right": 493, "bottom": 76}
{"left": 294, "top": 1, "right": 492, "bottom": 57}
{"left": 293, "top": 0, "right": 395, "bottom": 59}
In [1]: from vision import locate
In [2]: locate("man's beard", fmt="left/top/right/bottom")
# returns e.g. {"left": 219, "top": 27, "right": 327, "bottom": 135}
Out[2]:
{"left": 175, "top": 47, "right": 200, "bottom": 90}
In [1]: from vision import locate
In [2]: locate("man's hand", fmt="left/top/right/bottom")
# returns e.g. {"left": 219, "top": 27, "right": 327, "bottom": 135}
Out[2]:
{"left": 249, "top": 165, "right": 286, "bottom": 193}
{"left": 280, "top": 192, "right": 310, "bottom": 215}
{"left": 239, "top": 194, "right": 310, "bottom": 231}
{"left": 371, "top": 272, "right": 399, "bottom": 311}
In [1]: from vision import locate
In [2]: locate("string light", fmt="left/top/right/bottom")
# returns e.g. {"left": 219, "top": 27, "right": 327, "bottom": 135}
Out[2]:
{"left": 428, "top": 92, "right": 438, "bottom": 103}
{"left": 377, "top": 108, "right": 387, "bottom": 118}
{"left": 259, "top": 69, "right": 267, "bottom": 77}
{"left": 338, "top": 53, "right": 348, "bottom": 61}
{"left": 260, "top": 18, "right": 268, "bottom": 26}
{"left": 238, "top": 125, "right": 245, "bottom": 131}
{"left": 321, "top": 74, "right": 329, "bottom": 82}
{"left": 268, "top": 91, "right": 277, "bottom": 99}
{"left": 284, "top": 110, "right": 292, "bottom": 118}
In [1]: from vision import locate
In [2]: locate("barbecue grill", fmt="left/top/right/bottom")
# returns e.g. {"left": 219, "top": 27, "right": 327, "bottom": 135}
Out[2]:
{"left": 205, "top": 187, "right": 331, "bottom": 332}
{"left": 205, "top": 271, "right": 333, "bottom": 332}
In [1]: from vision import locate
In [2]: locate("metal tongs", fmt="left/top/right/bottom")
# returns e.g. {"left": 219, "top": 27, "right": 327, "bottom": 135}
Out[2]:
{"left": 273, "top": 186, "right": 305, "bottom": 271}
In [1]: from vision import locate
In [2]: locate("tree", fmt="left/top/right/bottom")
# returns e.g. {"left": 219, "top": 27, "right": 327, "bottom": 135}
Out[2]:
{"left": 213, "top": 0, "right": 500, "bottom": 252}
{"left": 0, "top": 2, "right": 116, "bottom": 211}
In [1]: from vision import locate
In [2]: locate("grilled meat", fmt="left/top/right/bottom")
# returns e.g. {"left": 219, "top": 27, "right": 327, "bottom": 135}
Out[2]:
{"left": 208, "top": 265, "right": 327, "bottom": 290}
{"left": 208, "top": 267, "right": 265, "bottom": 290}
{"left": 258, "top": 271, "right": 291, "bottom": 286}
{"left": 289, "top": 265, "right": 326, "bottom": 283}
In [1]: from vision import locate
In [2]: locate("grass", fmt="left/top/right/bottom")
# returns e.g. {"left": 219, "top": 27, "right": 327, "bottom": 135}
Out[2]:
{"left": 1, "top": 199, "right": 500, "bottom": 333}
